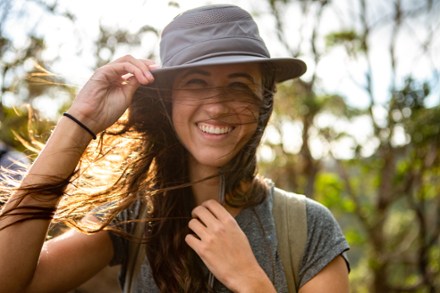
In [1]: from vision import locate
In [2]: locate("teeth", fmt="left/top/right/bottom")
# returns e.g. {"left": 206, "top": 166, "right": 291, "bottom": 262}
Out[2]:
{"left": 198, "top": 123, "right": 232, "bottom": 134}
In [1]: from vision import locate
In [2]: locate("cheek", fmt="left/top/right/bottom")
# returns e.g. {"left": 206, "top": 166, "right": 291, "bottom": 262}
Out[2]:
{"left": 231, "top": 104, "right": 260, "bottom": 147}
{"left": 171, "top": 99, "right": 178, "bottom": 125}
{"left": 171, "top": 96, "right": 196, "bottom": 141}
{"left": 171, "top": 100, "right": 185, "bottom": 136}
{"left": 233, "top": 101, "right": 260, "bottom": 126}
{"left": 171, "top": 96, "right": 182, "bottom": 136}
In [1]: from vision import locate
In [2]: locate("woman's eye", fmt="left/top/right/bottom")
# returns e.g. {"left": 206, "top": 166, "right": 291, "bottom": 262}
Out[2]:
{"left": 185, "top": 79, "right": 207, "bottom": 87}
{"left": 229, "top": 82, "right": 256, "bottom": 94}
{"left": 228, "top": 82, "right": 261, "bottom": 100}
{"left": 229, "top": 82, "right": 249, "bottom": 89}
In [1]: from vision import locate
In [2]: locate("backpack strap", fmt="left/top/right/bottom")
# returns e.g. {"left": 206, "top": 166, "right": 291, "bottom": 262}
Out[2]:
{"left": 123, "top": 203, "right": 148, "bottom": 293}
{"left": 272, "top": 187, "right": 307, "bottom": 293}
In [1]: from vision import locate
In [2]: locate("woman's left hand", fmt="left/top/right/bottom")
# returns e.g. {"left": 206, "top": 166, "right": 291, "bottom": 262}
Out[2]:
{"left": 185, "top": 200, "right": 275, "bottom": 292}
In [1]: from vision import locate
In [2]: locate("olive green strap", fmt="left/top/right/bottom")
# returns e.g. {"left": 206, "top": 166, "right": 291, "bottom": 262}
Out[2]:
{"left": 272, "top": 187, "right": 307, "bottom": 293}
{"left": 123, "top": 204, "right": 148, "bottom": 293}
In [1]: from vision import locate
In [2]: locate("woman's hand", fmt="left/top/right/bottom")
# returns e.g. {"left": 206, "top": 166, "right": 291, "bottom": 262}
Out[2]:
{"left": 185, "top": 200, "right": 276, "bottom": 292}
{"left": 67, "top": 55, "right": 157, "bottom": 135}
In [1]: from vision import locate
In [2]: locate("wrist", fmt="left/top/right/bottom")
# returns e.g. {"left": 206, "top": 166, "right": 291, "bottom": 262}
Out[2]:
{"left": 25, "top": 116, "right": 92, "bottom": 180}
{"left": 58, "top": 115, "right": 95, "bottom": 146}
{"left": 227, "top": 267, "right": 276, "bottom": 293}
{"left": 65, "top": 106, "right": 101, "bottom": 136}
{"left": 62, "top": 112, "right": 97, "bottom": 140}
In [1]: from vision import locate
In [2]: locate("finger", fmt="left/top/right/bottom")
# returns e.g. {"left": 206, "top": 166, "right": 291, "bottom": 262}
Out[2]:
{"left": 104, "top": 56, "right": 150, "bottom": 85}
{"left": 119, "top": 62, "right": 152, "bottom": 85}
{"left": 185, "top": 233, "right": 215, "bottom": 262}
{"left": 191, "top": 205, "right": 218, "bottom": 227}
{"left": 185, "top": 233, "right": 201, "bottom": 252}
{"left": 148, "top": 63, "right": 161, "bottom": 71}
{"left": 188, "top": 218, "right": 208, "bottom": 239}
{"left": 113, "top": 55, "right": 156, "bottom": 83}
{"left": 201, "top": 199, "right": 231, "bottom": 222}
{"left": 92, "top": 62, "right": 139, "bottom": 85}
{"left": 127, "top": 58, "right": 155, "bottom": 82}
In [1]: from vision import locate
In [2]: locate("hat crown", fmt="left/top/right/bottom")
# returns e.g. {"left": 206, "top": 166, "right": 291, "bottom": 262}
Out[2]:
{"left": 160, "top": 4, "right": 270, "bottom": 68}
{"left": 164, "top": 4, "right": 254, "bottom": 30}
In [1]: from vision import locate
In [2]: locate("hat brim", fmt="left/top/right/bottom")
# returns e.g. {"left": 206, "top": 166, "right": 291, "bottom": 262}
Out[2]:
{"left": 137, "top": 55, "right": 306, "bottom": 93}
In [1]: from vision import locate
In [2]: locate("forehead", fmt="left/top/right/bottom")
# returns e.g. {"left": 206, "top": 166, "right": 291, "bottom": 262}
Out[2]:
{"left": 174, "top": 63, "right": 262, "bottom": 81}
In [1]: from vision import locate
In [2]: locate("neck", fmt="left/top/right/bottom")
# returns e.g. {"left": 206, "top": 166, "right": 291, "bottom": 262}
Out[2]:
{"left": 189, "top": 161, "right": 220, "bottom": 205}
{"left": 188, "top": 158, "right": 242, "bottom": 217}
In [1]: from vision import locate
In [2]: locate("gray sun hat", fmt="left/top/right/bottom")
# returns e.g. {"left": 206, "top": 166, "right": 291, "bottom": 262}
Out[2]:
{"left": 143, "top": 4, "right": 306, "bottom": 89}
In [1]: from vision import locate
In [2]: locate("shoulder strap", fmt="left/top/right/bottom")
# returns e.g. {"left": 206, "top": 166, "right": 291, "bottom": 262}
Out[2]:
{"left": 272, "top": 187, "right": 307, "bottom": 293}
{"left": 123, "top": 203, "right": 148, "bottom": 293}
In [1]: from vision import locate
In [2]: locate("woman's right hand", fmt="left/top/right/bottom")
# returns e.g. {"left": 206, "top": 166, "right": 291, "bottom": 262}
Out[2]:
{"left": 67, "top": 55, "right": 157, "bottom": 135}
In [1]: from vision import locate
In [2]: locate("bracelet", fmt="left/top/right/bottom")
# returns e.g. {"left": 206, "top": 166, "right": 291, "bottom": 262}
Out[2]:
{"left": 62, "top": 112, "right": 97, "bottom": 140}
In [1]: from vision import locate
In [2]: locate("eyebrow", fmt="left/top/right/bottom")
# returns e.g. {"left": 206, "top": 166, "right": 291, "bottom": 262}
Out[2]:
{"left": 228, "top": 72, "right": 256, "bottom": 84}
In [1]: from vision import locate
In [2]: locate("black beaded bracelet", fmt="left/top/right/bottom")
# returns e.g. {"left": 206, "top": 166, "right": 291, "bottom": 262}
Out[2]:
{"left": 62, "top": 112, "right": 97, "bottom": 140}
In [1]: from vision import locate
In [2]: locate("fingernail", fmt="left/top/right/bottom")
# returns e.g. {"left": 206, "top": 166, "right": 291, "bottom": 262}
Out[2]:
{"left": 149, "top": 64, "right": 161, "bottom": 70}
{"left": 145, "top": 71, "right": 154, "bottom": 81}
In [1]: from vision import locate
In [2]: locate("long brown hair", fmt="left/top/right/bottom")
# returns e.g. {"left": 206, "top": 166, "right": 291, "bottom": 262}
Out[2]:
{"left": 141, "top": 66, "right": 275, "bottom": 291}
{"left": 0, "top": 64, "right": 276, "bottom": 291}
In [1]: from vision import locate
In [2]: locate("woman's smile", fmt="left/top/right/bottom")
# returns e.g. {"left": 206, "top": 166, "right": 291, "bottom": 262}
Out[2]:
{"left": 197, "top": 122, "right": 234, "bottom": 136}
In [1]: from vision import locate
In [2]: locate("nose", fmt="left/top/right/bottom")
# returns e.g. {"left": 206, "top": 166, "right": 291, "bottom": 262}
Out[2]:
{"left": 202, "top": 95, "right": 230, "bottom": 118}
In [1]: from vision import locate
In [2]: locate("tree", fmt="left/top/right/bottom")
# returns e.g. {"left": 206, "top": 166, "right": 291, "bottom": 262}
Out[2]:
{"left": 0, "top": 0, "right": 160, "bottom": 149}
{"left": 0, "top": 0, "right": 76, "bottom": 150}
{"left": 261, "top": 0, "right": 440, "bottom": 291}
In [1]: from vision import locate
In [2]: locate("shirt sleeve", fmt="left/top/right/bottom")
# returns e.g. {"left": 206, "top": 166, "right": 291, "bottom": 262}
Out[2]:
{"left": 108, "top": 200, "right": 142, "bottom": 266}
{"left": 298, "top": 198, "right": 350, "bottom": 288}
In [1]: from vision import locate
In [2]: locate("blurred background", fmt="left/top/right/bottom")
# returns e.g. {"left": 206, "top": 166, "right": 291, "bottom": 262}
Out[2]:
{"left": 1, "top": 0, "right": 439, "bottom": 292}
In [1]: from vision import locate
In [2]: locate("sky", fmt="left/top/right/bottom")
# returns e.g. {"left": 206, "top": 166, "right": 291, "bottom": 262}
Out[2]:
{"left": 3, "top": 0, "right": 439, "bottom": 159}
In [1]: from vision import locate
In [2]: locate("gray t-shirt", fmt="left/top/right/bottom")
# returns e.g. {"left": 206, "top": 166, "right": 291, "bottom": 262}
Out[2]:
{"left": 109, "top": 188, "right": 349, "bottom": 292}
{"left": 0, "top": 146, "right": 29, "bottom": 181}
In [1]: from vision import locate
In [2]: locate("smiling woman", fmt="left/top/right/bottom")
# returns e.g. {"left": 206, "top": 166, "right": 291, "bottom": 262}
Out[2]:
{"left": 0, "top": 4, "right": 349, "bottom": 293}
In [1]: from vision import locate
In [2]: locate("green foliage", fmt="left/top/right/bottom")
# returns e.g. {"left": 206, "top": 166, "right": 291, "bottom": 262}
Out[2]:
{"left": 315, "top": 172, "right": 355, "bottom": 213}
{"left": 407, "top": 107, "right": 440, "bottom": 146}
{"left": 325, "top": 30, "right": 365, "bottom": 55}
{"left": 265, "top": 1, "right": 440, "bottom": 290}
{"left": 326, "top": 30, "right": 359, "bottom": 46}
{"left": 0, "top": 105, "right": 55, "bottom": 153}
{"left": 0, "top": 106, "right": 30, "bottom": 150}
{"left": 0, "top": 0, "right": 161, "bottom": 149}
{"left": 344, "top": 227, "right": 365, "bottom": 246}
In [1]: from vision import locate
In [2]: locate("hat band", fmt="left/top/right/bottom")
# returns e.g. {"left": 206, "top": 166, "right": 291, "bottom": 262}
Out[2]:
{"left": 163, "top": 37, "right": 269, "bottom": 68}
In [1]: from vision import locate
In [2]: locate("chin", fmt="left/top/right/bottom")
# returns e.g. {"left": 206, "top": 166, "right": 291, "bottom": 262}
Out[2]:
{"left": 192, "top": 153, "right": 235, "bottom": 169}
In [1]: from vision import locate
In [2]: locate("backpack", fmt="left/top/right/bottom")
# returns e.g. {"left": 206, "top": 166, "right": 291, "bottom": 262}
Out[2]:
{"left": 0, "top": 148, "right": 8, "bottom": 162}
{"left": 123, "top": 186, "right": 307, "bottom": 293}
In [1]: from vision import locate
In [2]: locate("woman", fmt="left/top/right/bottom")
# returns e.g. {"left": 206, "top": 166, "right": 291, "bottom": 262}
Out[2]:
{"left": 0, "top": 4, "right": 349, "bottom": 293}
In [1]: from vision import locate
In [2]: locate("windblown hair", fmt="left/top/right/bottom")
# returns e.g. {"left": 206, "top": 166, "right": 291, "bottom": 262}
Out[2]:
{"left": 0, "top": 65, "right": 276, "bottom": 292}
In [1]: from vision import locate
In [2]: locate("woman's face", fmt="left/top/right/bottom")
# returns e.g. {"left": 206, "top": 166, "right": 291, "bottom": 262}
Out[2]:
{"left": 171, "top": 63, "right": 262, "bottom": 172}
